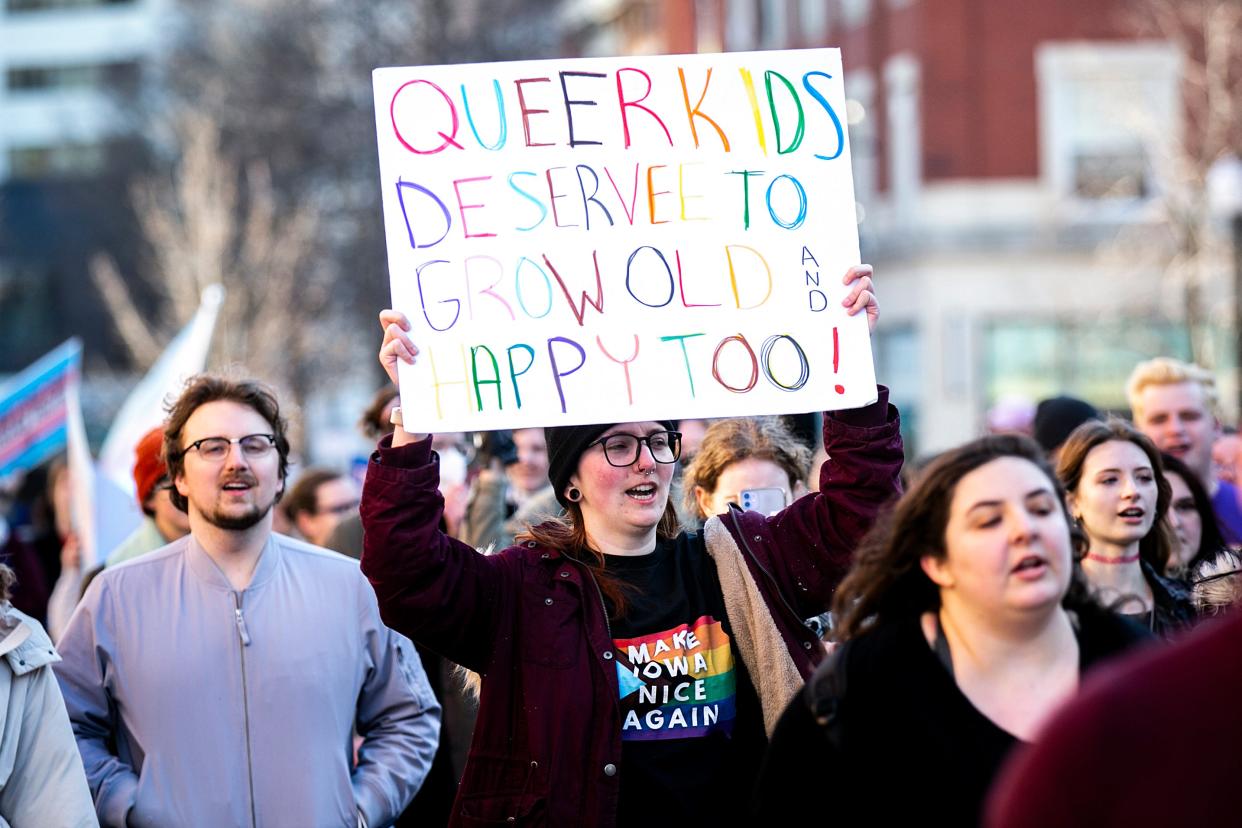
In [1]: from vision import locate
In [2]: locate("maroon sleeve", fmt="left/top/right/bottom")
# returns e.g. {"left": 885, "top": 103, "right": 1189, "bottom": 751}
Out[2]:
{"left": 745, "top": 386, "right": 904, "bottom": 619}
{"left": 360, "top": 434, "right": 516, "bottom": 672}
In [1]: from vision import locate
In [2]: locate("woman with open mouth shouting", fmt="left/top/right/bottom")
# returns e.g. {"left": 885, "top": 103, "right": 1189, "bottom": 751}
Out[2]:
{"left": 1056, "top": 419, "right": 1197, "bottom": 636}
{"left": 360, "top": 265, "right": 903, "bottom": 827}
{"left": 754, "top": 433, "right": 1148, "bottom": 826}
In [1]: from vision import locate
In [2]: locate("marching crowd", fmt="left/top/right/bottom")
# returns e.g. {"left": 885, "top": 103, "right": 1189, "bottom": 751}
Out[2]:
{"left": 1, "top": 264, "right": 1240, "bottom": 826}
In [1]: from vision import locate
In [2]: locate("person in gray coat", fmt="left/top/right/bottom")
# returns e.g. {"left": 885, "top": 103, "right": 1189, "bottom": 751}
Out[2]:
{"left": 54, "top": 375, "right": 440, "bottom": 828}
{"left": 0, "top": 563, "right": 96, "bottom": 827}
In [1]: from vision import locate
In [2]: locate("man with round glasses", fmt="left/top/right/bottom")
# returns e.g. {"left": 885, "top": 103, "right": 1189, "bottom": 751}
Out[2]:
{"left": 54, "top": 374, "right": 441, "bottom": 828}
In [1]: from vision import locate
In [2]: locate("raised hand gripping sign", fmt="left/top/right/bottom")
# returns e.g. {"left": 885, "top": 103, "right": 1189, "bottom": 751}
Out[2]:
{"left": 373, "top": 48, "right": 875, "bottom": 432}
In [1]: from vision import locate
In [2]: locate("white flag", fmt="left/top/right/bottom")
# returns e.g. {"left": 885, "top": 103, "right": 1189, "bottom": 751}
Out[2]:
{"left": 98, "top": 285, "right": 224, "bottom": 497}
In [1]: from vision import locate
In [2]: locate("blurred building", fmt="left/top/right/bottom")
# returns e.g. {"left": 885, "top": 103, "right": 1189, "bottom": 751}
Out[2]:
{"left": 0, "top": 0, "right": 167, "bottom": 390}
{"left": 563, "top": 0, "right": 1236, "bottom": 454}
{"left": 0, "top": 0, "right": 166, "bottom": 180}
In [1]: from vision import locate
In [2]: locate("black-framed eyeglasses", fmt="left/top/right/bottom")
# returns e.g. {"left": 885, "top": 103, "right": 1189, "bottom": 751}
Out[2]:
{"left": 315, "top": 499, "right": 360, "bottom": 517}
{"left": 182, "top": 434, "right": 277, "bottom": 462}
{"left": 587, "top": 430, "right": 681, "bottom": 467}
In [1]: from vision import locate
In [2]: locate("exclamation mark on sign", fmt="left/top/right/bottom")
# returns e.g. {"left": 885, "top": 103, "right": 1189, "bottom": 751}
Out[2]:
{"left": 833, "top": 327, "right": 844, "bottom": 394}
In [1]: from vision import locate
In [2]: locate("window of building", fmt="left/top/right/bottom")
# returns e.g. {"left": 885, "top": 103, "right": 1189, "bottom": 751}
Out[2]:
{"left": 1037, "top": 43, "right": 1180, "bottom": 206}
{"left": 5, "top": 0, "right": 134, "bottom": 11}
{"left": 7, "top": 143, "right": 105, "bottom": 178}
{"left": 874, "top": 325, "right": 921, "bottom": 458}
{"left": 724, "top": 0, "right": 756, "bottom": 51}
{"left": 984, "top": 317, "right": 1195, "bottom": 412}
{"left": 757, "top": 0, "right": 787, "bottom": 47}
{"left": 839, "top": 0, "right": 872, "bottom": 29}
{"left": 846, "top": 70, "right": 877, "bottom": 222}
{"left": 884, "top": 54, "right": 921, "bottom": 227}
{"left": 5, "top": 61, "right": 138, "bottom": 93}
{"left": 798, "top": 0, "right": 829, "bottom": 42}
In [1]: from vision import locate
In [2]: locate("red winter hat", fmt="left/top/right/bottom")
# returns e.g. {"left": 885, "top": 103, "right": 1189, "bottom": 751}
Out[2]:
{"left": 133, "top": 426, "right": 168, "bottom": 508}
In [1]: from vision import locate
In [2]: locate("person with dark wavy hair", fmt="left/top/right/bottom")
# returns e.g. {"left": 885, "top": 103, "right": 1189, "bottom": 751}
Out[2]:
{"left": 1056, "top": 419, "right": 1196, "bottom": 635}
{"left": 754, "top": 434, "right": 1147, "bottom": 825}
{"left": 54, "top": 374, "right": 441, "bottom": 828}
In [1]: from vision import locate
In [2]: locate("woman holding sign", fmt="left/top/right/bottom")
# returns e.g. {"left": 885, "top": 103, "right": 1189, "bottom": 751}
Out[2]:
{"left": 360, "top": 265, "right": 899, "bottom": 826}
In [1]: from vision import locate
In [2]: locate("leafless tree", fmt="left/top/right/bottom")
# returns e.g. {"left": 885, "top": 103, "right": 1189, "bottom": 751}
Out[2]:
{"left": 1124, "top": 0, "right": 1242, "bottom": 372}
{"left": 94, "top": 0, "right": 563, "bottom": 443}
{"left": 91, "top": 112, "right": 324, "bottom": 410}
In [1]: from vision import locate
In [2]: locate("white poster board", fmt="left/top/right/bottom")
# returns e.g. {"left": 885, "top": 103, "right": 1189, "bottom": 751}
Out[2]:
{"left": 373, "top": 48, "right": 874, "bottom": 432}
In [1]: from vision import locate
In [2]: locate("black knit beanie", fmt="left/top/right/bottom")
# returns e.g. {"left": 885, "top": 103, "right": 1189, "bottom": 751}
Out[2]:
{"left": 545, "top": 420, "right": 675, "bottom": 507}
{"left": 1033, "top": 396, "right": 1101, "bottom": 453}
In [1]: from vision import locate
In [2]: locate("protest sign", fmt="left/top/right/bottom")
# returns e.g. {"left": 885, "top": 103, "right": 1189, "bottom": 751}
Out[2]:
{"left": 373, "top": 48, "right": 873, "bottom": 432}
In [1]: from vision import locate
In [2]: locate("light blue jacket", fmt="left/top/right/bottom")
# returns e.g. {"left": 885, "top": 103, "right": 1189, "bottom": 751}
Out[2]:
{"left": 54, "top": 533, "right": 440, "bottom": 828}
{"left": 0, "top": 603, "right": 96, "bottom": 827}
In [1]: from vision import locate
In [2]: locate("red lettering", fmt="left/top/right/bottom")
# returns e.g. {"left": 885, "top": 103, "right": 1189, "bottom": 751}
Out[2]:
{"left": 616, "top": 67, "right": 673, "bottom": 149}
{"left": 515, "top": 77, "right": 554, "bottom": 147}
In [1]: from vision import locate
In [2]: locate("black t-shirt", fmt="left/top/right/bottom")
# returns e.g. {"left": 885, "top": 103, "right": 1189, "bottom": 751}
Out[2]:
{"left": 754, "top": 605, "right": 1150, "bottom": 826}
{"left": 602, "top": 533, "right": 767, "bottom": 826}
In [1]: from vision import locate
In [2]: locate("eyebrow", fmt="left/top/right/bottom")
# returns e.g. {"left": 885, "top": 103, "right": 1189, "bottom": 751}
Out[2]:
{"left": 601, "top": 426, "right": 668, "bottom": 438}
{"left": 965, "top": 489, "right": 1053, "bottom": 514}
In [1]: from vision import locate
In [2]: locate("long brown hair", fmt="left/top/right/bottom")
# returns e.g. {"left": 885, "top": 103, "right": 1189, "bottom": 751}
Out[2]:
{"left": 516, "top": 500, "right": 681, "bottom": 616}
{"left": 832, "top": 434, "right": 1090, "bottom": 641}
{"left": 1055, "top": 418, "right": 1174, "bottom": 574}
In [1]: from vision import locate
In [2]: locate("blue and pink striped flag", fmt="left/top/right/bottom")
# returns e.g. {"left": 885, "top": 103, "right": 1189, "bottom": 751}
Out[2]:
{"left": 0, "top": 339, "right": 82, "bottom": 478}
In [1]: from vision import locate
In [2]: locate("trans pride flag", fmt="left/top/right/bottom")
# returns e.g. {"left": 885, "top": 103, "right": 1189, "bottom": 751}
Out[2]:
{"left": 0, "top": 339, "right": 81, "bottom": 478}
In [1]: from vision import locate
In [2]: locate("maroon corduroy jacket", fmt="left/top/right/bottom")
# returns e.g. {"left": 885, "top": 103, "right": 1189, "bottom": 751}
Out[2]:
{"left": 360, "top": 389, "right": 903, "bottom": 826}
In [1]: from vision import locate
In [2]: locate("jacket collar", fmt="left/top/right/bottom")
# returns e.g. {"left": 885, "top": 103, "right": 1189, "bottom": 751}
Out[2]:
{"left": 185, "top": 532, "right": 281, "bottom": 593}
{"left": 0, "top": 604, "right": 59, "bottom": 675}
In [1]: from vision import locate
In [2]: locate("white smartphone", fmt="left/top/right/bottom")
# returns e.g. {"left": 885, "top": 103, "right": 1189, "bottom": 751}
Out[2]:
{"left": 739, "top": 487, "right": 787, "bottom": 516}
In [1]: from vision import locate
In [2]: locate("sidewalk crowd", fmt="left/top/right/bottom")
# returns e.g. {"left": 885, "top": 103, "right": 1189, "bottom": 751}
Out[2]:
{"left": 2, "top": 265, "right": 1241, "bottom": 826}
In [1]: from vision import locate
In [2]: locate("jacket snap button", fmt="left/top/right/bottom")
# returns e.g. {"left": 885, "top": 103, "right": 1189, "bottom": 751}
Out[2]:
{"left": 754, "top": 535, "right": 762, "bottom": 541}
{"left": 527, "top": 541, "right": 537, "bottom": 548}
{"left": 540, "top": 552, "right": 550, "bottom": 559}
{"left": 603, "top": 763, "right": 617, "bottom": 776}
{"left": 559, "top": 571, "right": 570, "bottom": 578}
{"left": 603, "top": 651, "right": 614, "bottom": 660}
{"left": 544, "top": 597, "right": 553, "bottom": 606}
{"left": 803, "top": 641, "right": 813, "bottom": 650}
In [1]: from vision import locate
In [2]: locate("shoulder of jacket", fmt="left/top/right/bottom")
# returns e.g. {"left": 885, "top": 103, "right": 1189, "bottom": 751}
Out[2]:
{"left": 0, "top": 605, "right": 58, "bottom": 674}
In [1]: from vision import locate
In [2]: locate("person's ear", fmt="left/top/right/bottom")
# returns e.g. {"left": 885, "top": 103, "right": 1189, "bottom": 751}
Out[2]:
{"left": 920, "top": 554, "right": 954, "bottom": 589}
{"left": 694, "top": 485, "right": 714, "bottom": 519}
{"left": 1065, "top": 492, "right": 1080, "bottom": 522}
{"left": 792, "top": 479, "right": 808, "bottom": 500}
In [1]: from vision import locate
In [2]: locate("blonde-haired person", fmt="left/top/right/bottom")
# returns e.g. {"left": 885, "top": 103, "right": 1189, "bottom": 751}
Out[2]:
{"left": 682, "top": 417, "right": 813, "bottom": 527}
{"left": 1126, "top": 356, "right": 1242, "bottom": 544}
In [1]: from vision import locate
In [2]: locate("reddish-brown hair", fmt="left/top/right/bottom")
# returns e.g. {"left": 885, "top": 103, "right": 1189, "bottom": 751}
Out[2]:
{"left": 516, "top": 500, "right": 681, "bottom": 616}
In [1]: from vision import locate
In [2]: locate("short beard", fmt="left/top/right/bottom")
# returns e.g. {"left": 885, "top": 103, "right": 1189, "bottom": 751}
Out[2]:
{"left": 203, "top": 501, "right": 273, "bottom": 532}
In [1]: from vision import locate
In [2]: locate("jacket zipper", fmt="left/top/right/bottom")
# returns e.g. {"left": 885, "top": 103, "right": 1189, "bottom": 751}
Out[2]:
{"left": 232, "top": 591, "right": 257, "bottom": 828}
{"left": 586, "top": 568, "right": 613, "bottom": 642}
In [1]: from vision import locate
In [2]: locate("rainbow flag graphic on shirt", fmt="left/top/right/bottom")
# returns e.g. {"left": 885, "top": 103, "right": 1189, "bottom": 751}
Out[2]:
{"left": 614, "top": 615, "right": 736, "bottom": 741}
